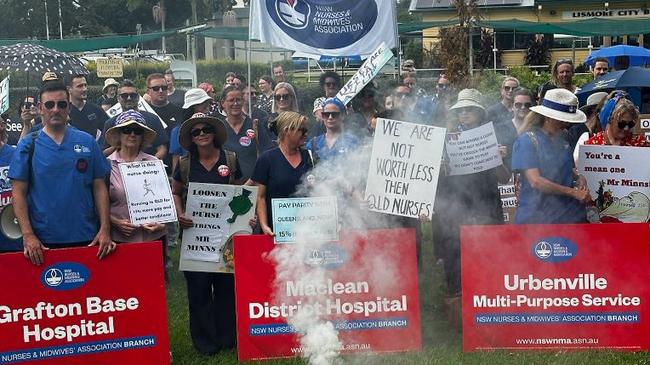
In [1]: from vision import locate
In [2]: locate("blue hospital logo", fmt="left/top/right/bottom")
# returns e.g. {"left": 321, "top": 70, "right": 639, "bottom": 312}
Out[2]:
{"left": 41, "top": 262, "right": 90, "bottom": 290}
{"left": 276, "top": 0, "right": 310, "bottom": 29}
{"left": 266, "top": 0, "right": 378, "bottom": 49}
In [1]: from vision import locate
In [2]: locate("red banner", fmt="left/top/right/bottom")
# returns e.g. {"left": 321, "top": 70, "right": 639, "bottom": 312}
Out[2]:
{"left": 462, "top": 224, "right": 650, "bottom": 351}
{"left": 234, "top": 229, "right": 421, "bottom": 361}
{"left": 0, "top": 243, "right": 170, "bottom": 364}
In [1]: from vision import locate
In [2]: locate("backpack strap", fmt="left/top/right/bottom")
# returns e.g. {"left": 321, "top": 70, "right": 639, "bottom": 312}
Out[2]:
{"left": 179, "top": 154, "right": 190, "bottom": 189}
{"left": 224, "top": 150, "right": 237, "bottom": 184}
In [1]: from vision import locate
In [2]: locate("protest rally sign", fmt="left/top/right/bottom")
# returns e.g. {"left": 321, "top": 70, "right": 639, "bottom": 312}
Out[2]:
{"left": 271, "top": 196, "right": 338, "bottom": 244}
{"left": 499, "top": 180, "right": 517, "bottom": 224}
{"left": 180, "top": 183, "right": 257, "bottom": 273}
{"left": 0, "top": 243, "right": 170, "bottom": 364}
{"left": 335, "top": 43, "right": 393, "bottom": 106}
{"left": 0, "top": 165, "right": 11, "bottom": 207}
{"left": 445, "top": 122, "right": 502, "bottom": 176}
{"left": 462, "top": 224, "right": 650, "bottom": 351}
{"left": 95, "top": 58, "right": 123, "bottom": 78}
{"left": 107, "top": 100, "right": 168, "bottom": 129}
{"left": 119, "top": 160, "right": 176, "bottom": 225}
{"left": 0, "top": 76, "right": 9, "bottom": 115}
{"left": 577, "top": 144, "right": 650, "bottom": 222}
{"left": 234, "top": 229, "right": 421, "bottom": 361}
{"left": 365, "top": 118, "right": 446, "bottom": 219}
{"left": 250, "top": 0, "right": 396, "bottom": 57}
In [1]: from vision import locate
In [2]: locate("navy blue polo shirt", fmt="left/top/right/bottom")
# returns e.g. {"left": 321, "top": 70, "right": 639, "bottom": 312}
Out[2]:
{"left": 9, "top": 127, "right": 110, "bottom": 244}
{"left": 221, "top": 117, "right": 265, "bottom": 180}
{"left": 69, "top": 102, "right": 108, "bottom": 140}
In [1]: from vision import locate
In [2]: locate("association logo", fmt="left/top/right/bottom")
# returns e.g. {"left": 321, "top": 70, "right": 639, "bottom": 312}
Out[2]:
{"left": 41, "top": 262, "right": 90, "bottom": 290}
{"left": 532, "top": 237, "right": 578, "bottom": 263}
{"left": 304, "top": 242, "right": 347, "bottom": 270}
{"left": 276, "top": 0, "right": 311, "bottom": 29}
{"left": 266, "top": 0, "right": 378, "bottom": 49}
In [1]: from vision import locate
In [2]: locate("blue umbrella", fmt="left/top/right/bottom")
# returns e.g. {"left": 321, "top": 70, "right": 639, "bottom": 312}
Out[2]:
{"left": 576, "top": 67, "right": 650, "bottom": 107}
{"left": 584, "top": 45, "right": 650, "bottom": 67}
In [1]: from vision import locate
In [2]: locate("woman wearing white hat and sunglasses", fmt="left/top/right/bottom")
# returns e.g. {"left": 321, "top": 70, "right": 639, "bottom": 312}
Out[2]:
{"left": 512, "top": 88, "right": 591, "bottom": 224}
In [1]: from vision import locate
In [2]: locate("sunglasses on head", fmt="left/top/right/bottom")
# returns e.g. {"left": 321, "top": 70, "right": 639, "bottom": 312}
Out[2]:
{"left": 556, "top": 58, "right": 574, "bottom": 66}
{"left": 322, "top": 111, "right": 341, "bottom": 119}
{"left": 514, "top": 102, "right": 532, "bottom": 109}
{"left": 121, "top": 126, "right": 145, "bottom": 135}
{"left": 617, "top": 120, "right": 635, "bottom": 130}
{"left": 149, "top": 85, "right": 168, "bottom": 92}
{"left": 119, "top": 92, "right": 138, "bottom": 100}
{"left": 190, "top": 126, "right": 215, "bottom": 137}
{"left": 43, "top": 100, "right": 69, "bottom": 110}
{"left": 274, "top": 93, "right": 291, "bottom": 101}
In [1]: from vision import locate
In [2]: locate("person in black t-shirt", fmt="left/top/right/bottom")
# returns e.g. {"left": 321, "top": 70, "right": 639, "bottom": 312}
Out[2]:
{"left": 165, "top": 70, "right": 186, "bottom": 108}
{"left": 67, "top": 75, "right": 108, "bottom": 140}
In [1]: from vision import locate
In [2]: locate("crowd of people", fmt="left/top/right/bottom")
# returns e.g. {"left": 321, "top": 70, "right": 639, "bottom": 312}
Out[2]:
{"left": 0, "top": 55, "right": 647, "bottom": 354}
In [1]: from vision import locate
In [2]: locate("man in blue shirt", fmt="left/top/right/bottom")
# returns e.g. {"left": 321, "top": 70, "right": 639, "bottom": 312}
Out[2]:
{"left": 9, "top": 81, "right": 114, "bottom": 265}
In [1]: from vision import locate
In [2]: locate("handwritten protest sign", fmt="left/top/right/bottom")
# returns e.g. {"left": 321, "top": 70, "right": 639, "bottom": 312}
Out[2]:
{"left": 96, "top": 58, "right": 124, "bottom": 78}
{"left": 578, "top": 144, "right": 650, "bottom": 223}
{"left": 365, "top": 118, "right": 446, "bottom": 219}
{"left": 119, "top": 160, "right": 176, "bottom": 225}
{"left": 335, "top": 42, "right": 393, "bottom": 106}
{"left": 271, "top": 197, "right": 338, "bottom": 243}
{"left": 180, "top": 183, "right": 257, "bottom": 273}
{"left": 445, "top": 122, "right": 502, "bottom": 175}
{"left": 0, "top": 76, "right": 9, "bottom": 114}
{"left": 499, "top": 179, "right": 517, "bottom": 224}
{"left": 0, "top": 243, "right": 170, "bottom": 364}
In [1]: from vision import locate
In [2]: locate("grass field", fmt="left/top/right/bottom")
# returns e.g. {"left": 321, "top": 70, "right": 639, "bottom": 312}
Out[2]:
{"left": 165, "top": 229, "right": 650, "bottom": 365}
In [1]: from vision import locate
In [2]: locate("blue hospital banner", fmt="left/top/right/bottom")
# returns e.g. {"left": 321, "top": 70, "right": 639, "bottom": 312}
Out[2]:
{"left": 250, "top": 0, "right": 397, "bottom": 56}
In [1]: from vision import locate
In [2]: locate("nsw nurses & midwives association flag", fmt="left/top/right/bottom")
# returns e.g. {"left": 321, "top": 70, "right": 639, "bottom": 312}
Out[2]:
{"left": 249, "top": 0, "right": 397, "bottom": 56}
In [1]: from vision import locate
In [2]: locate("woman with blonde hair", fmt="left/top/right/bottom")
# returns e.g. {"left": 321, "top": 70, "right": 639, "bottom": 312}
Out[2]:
{"left": 271, "top": 82, "right": 299, "bottom": 114}
{"left": 512, "top": 88, "right": 591, "bottom": 224}
{"left": 251, "top": 111, "right": 313, "bottom": 235}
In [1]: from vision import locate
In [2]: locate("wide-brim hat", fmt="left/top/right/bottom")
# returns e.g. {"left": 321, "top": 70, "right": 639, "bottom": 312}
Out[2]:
{"left": 105, "top": 110, "right": 157, "bottom": 147}
{"left": 183, "top": 88, "right": 212, "bottom": 109}
{"left": 103, "top": 78, "right": 119, "bottom": 92}
{"left": 579, "top": 91, "right": 608, "bottom": 113}
{"left": 179, "top": 112, "right": 227, "bottom": 150}
{"left": 530, "top": 88, "right": 586, "bottom": 123}
{"left": 450, "top": 88, "right": 485, "bottom": 111}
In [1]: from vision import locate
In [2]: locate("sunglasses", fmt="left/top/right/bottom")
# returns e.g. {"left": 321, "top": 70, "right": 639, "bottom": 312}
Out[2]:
{"left": 149, "top": 85, "right": 168, "bottom": 92}
{"left": 119, "top": 92, "right": 139, "bottom": 100}
{"left": 514, "top": 102, "right": 532, "bottom": 109}
{"left": 190, "top": 126, "right": 215, "bottom": 137}
{"left": 43, "top": 100, "right": 69, "bottom": 110}
{"left": 121, "top": 126, "right": 145, "bottom": 136}
{"left": 617, "top": 120, "right": 635, "bottom": 130}
{"left": 322, "top": 111, "right": 341, "bottom": 119}
{"left": 503, "top": 85, "right": 517, "bottom": 91}
{"left": 324, "top": 82, "right": 338, "bottom": 87}
{"left": 274, "top": 93, "right": 291, "bottom": 101}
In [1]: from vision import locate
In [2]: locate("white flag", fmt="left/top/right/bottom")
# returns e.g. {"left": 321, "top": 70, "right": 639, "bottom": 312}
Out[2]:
{"left": 250, "top": 0, "right": 397, "bottom": 56}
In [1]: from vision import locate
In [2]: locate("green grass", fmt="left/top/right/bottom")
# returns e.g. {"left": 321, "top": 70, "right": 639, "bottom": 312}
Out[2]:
{"left": 165, "top": 228, "right": 650, "bottom": 365}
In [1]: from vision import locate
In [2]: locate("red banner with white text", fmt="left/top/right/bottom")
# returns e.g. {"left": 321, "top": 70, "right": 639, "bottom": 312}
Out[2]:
{"left": 462, "top": 224, "right": 650, "bottom": 351}
{"left": 0, "top": 243, "right": 170, "bottom": 364}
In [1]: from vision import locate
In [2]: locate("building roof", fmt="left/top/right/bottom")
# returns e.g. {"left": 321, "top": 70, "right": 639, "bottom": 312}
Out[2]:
{"left": 410, "top": 0, "right": 534, "bottom": 11}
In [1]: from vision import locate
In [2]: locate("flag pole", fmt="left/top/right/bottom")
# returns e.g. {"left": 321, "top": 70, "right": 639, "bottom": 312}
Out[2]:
{"left": 247, "top": 1, "right": 253, "bottom": 119}
{"left": 391, "top": 0, "right": 400, "bottom": 80}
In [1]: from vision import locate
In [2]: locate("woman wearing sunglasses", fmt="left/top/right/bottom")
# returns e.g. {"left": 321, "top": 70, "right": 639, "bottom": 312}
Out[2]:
{"left": 251, "top": 111, "right": 313, "bottom": 236}
{"left": 305, "top": 98, "right": 359, "bottom": 162}
{"left": 105, "top": 110, "right": 166, "bottom": 245}
{"left": 585, "top": 91, "right": 649, "bottom": 147}
{"left": 171, "top": 111, "right": 242, "bottom": 355}
{"left": 271, "top": 82, "right": 299, "bottom": 115}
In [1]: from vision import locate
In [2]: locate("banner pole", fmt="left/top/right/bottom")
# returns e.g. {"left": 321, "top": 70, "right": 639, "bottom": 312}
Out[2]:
{"left": 392, "top": 0, "right": 400, "bottom": 80}
{"left": 247, "top": 1, "right": 253, "bottom": 116}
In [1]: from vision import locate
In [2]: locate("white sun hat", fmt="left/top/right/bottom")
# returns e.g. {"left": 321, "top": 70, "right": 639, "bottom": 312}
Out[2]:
{"left": 530, "top": 88, "right": 586, "bottom": 123}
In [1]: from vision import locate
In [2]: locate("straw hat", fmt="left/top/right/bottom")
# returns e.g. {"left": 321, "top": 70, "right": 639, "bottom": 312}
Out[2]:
{"left": 182, "top": 88, "right": 212, "bottom": 109}
{"left": 530, "top": 88, "right": 586, "bottom": 123}
{"left": 450, "top": 89, "right": 485, "bottom": 110}
{"left": 105, "top": 110, "right": 157, "bottom": 147}
{"left": 179, "top": 112, "right": 227, "bottom": 150}
{"left": 102, "top": 78, "right": 119, "bottom": 92}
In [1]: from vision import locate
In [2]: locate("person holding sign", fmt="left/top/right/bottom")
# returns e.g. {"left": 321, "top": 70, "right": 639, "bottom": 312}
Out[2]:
{"left": 106, "top": 110, "right": 167, "bottom": 245}
{"left": 171, "top": 112, "right": 242, "bottom": 354}
{"left": 252, "top": 111, "right": 313, "bottom": 236}
{"left": 512, "top": 88, "right": 590, "bottom": 224}
{"left": 434, "top": 89, "right": 509, "bottom": 306}
{"left": 585, "top": 91, "right": 650, "bottom": 147}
